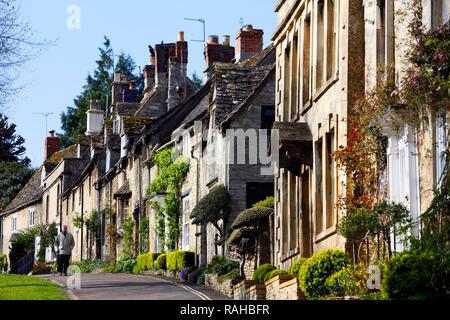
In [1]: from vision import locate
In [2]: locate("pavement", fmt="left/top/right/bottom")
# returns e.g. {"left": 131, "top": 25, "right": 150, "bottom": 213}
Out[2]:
{"left": 37, "top": 273, "right": 230, "bottom": 300}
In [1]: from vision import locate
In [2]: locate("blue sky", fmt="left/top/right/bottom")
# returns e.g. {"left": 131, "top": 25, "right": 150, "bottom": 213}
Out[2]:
{"left": 5, "top": 0, "right": 276, "bottom": 167}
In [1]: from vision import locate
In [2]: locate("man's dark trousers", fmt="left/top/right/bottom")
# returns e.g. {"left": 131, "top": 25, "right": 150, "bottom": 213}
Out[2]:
{"left": 57, "top": 255, "right": 71, "bottom": 275}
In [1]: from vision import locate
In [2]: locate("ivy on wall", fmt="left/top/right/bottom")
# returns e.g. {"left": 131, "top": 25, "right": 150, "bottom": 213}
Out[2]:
{"left": 146, "top": 147, "right": 190, "bottom": 251}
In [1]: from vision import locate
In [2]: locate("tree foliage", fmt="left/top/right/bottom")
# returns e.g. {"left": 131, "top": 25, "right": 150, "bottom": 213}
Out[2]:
{"left": 59, "top": 37, "right": 143, "bottom": 148}
{"left": 0, "top": 113, "right": 30, "bottom": 165}
{"left": 0, "top": 160, "right": 34, "bottom": 210}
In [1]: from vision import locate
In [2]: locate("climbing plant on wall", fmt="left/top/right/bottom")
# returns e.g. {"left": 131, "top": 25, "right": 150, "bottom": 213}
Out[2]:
{"left": 146, "top": 147, "right": 190, "bottom": 251}
{"left": 333, "top": 0, "right": 449, "bottom": 266}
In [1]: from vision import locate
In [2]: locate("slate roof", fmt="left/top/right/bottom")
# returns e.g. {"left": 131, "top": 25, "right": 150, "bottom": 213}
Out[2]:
{"left": 213, "top": 63, "right": 274, "bottom": 125}
{"left": 116, "top": 102, "right": 140, "bottom": 116}
{"left": 217, "top": 45, "right": 276, "bottom": 127}
{"left": 1, "top": 166, "right": 44, "bottom": 216}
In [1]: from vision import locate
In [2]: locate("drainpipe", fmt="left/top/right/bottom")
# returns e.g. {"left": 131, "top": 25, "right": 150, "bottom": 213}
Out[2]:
{"left": 96, "top": 180, "right": 102, "bottom": 260}
{"left": 80, "top": 182, "right": 84, "bottom": 261}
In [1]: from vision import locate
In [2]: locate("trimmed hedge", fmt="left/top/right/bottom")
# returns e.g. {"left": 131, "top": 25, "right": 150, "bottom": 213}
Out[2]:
{"left": 134, "top": 252, "right": 161, "bottom": 273}
{"left": 382, "top": 251, "right": 445, "bottom": 300}
{"left": 177, "top": 251, "right": 195, "bottom": 271}
{"left": 298, "top": 249, "right": 350, "bottom": 298}
{"left": 166, "top": 251, "right": 178, "bottom": 271}
{"left": 264, "top": 269, "right": 292, "bottom": 283}
{"left": 154, "top": 254, "right": 167, "bottom": 271}
{"left": 218, "top": 268, "right": 244, "bottom": 284}
{"left": 166, "top": 250, "right": 196, "bottom": 271}
{"left": 253, "top": 264, "right": 277, "bottom": 284}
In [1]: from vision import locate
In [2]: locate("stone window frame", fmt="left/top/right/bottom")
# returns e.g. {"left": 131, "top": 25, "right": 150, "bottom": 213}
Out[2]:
{"left": 28, "top": 209, "right": 36, "bottom": 227}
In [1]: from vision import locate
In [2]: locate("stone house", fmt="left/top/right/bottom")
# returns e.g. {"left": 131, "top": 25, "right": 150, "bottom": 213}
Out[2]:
{"left": 0, "top": 133, "right": 78, "bottom": 262}
{"left": 271, "top": 0, "right": 365, "bottom": 269}
{"left": 271, "top": 0, "right": 449, "bottom": 271}
{"left": 364, "top": 0, "right": 450, "bottom": 252}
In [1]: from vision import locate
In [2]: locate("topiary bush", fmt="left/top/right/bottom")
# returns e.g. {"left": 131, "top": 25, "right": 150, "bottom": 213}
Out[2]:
{"left": 176, "top": 251, "right": 195, "bottom": 271}
{"left": 288, "top": 258, "right": 308, "bottom": 280}
{"left": 264, "top": 269, "right": 292, "bottom": 283}
{"left": 154, "top": 254, "right": 167, "bottom": 271}
{"left": 382, "top": 251, "right": 444, "bottom": 300}
{"left": 166, "top": 251, "right": 179, "bottom": 271}
{"left": 252, "top": 264, "right": 277, "bottom": 284}
{"left": 298, "top": 249, "right": 350, "bottom": 298}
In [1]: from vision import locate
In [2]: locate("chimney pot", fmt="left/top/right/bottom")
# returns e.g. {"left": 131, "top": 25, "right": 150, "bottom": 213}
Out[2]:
{"left": 222, "top": 35, "right": 231, "bottom": 46}
{"left": 208, "top": 35, "right": 219, "bottom": 44}
{"left": 178, "top": 31, "right": 185, "bottom": 42}
{"left": 49, "top": 130, "right": 55, "bottom": 137}
{"left": 243, "top": 24, "right": 254, "bottom": 31}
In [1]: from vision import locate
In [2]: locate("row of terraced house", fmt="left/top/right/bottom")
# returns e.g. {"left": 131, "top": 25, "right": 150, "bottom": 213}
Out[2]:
{"left": 1, "top": 0, "right": 449, "bottom": 277}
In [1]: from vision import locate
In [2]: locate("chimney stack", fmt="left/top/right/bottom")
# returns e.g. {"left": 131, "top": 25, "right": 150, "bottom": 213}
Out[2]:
{"left": 86, "top": 100, "right": 104, "bottom": 136}
{"left": 45, "top": 130, "right": 60, "bottom": 160}
{"left": 204, "top": 34, "right": 235, "bottom": 80}
{"left": 236, "top": 25, "right": 264, "bottom": 62}
{"left": 168, "top": 31, "right": 189, "bottom": 110}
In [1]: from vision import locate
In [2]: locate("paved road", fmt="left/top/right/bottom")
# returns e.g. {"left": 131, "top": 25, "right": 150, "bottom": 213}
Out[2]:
{"left": 38, "top": 273, "right": 230, "bottom": 300}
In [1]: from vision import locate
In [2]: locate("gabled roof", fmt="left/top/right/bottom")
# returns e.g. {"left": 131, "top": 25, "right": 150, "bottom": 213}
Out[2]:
{"left": 115, "top": 102, "right": 140, "bottom": 116}
{"left": 217, "top": 45, "right": 276, "bottom": 127}
{"left": 213, "top": 63, "right": 274, "bottom": 125}
{"left": 1, "top": 166, "right": 44, "bottom": 216}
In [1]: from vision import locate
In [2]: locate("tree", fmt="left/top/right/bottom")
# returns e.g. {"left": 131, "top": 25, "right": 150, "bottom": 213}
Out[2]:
{"left": 191, "top": 72, "right": 203, "bottom": 90}
{"left": 0, "top": 161, "right": 34, "bottom": 210}
{"left": 59, "top": 37, "right": 143, "bottom": 148}
{"left": 0, "top": 0, "right": 51, "bottom": 107}
{"left": 0, "top": 113, "right": 30, "bottom": 165}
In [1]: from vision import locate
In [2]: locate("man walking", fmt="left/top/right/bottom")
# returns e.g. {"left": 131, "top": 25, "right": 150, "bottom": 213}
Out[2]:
{"left": 55, "top": 225, "right": 75, "bottom": 276}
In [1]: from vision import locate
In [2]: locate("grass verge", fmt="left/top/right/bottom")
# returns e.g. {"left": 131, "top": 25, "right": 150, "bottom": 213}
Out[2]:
{"left": 0, "top": 274, "right": 68, "bottom": 300}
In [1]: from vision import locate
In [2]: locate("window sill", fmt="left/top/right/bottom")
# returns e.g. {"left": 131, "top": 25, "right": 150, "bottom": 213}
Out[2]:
{"left": 313, "top": 75, "right": 339, "bottom": 103}
{"left": 280, "top": 246, "right": 300, "bottom": 262}
{"left": 314, "top": 226, "right": 337, "bottom": 243}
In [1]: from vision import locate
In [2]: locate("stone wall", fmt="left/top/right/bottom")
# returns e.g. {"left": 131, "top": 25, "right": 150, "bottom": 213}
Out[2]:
{"left": 233, "top": 280, "right": 255, "bottom": 300}
{"left": 245, "top": 284, "right": 266, "bottom": 300}
{"left": 205, "top": 273, "right": 234, "bottom": 298}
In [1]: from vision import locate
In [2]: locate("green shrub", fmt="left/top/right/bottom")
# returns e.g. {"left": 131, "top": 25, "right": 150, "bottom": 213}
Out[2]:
{"left": 289, "top": 258, "right": 308, "bottom": 279}
{"left": 107, "top": 256, "right": 136, "bottom": 274}
{"left": 325, "top": 263, "right": 367, "bottom": 297}
{"left": 0, "top": 254, "right": 8, "bottom": 273}
{"left": 298, "top": 249, "right": 350, "bottom": 298}
{"left": 205, "top": 255, "right": 239, "bottom": 276}
{"left": 176, "top": 251, "right": 195, "bottom": 271}
{"left": 134, "top": 254, "right": 147, "bottom": 273}
{"left": 252, "top": 196, "right": 274, "bottom": 209}
{"left": 146, "top": 253, "right": 161, "bottom": 270}
{"left": 166, "top": 251, "right": 179, "bottom": 271}
{"left": 264, "top": 269, "right": 292, "bottom": 283}
{"left": 71, "top": 259, "right": 100, "bottom": 273}
{"left": 154, "top": 254, "right": 167, "bottom": 271}
{"left": 252, "top": 264, "right": 277, "bottom": 284}
{"left": 382, "top": 251, "right": 444, "bottom": 300}
{"left": 218, "top": 268, "right": 244, "bottom": 284}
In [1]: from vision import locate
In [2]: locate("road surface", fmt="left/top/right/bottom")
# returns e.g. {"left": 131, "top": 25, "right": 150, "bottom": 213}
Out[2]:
{"left": 38, "top": 273, "right": 229, "bottom": 300}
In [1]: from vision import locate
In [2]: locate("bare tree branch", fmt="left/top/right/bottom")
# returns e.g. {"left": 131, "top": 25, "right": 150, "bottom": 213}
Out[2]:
{"left": 0, "top": 0, "right": 55, "bottom": 108}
